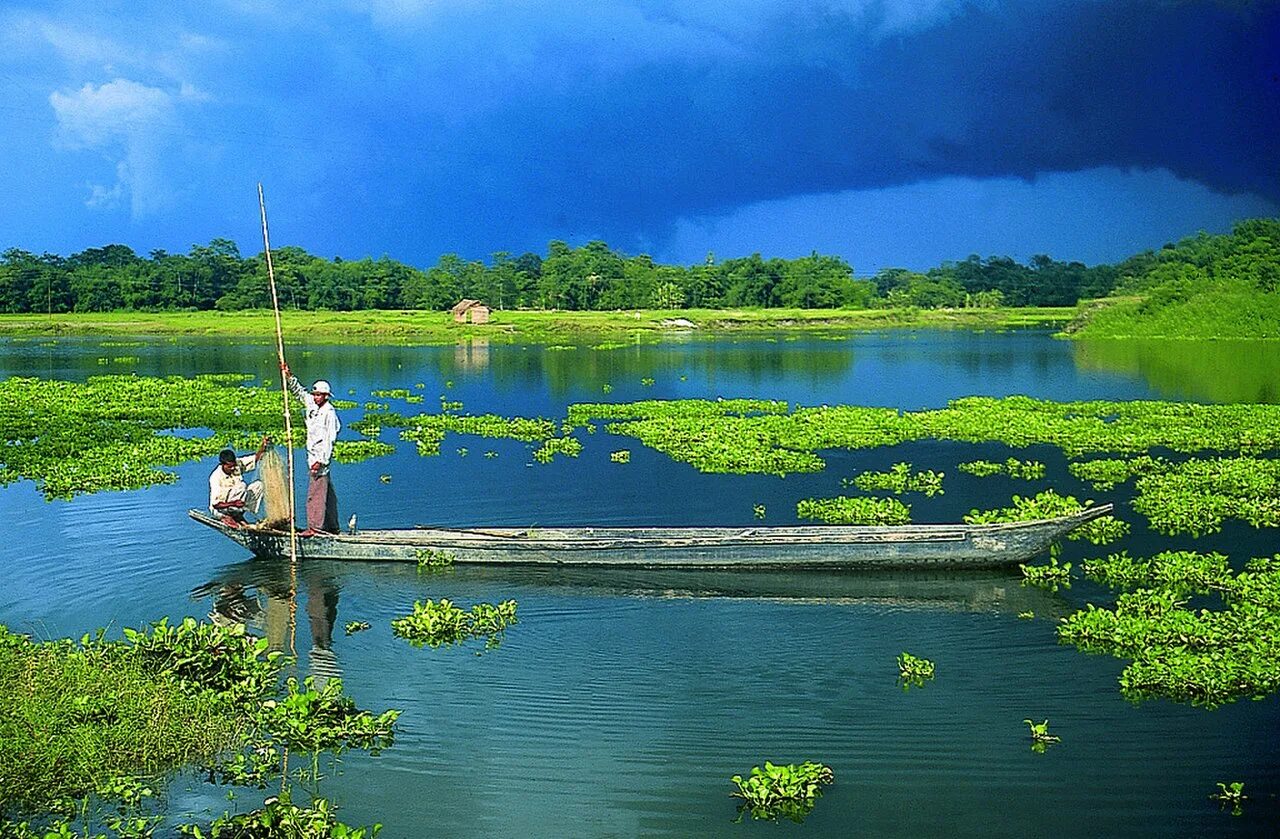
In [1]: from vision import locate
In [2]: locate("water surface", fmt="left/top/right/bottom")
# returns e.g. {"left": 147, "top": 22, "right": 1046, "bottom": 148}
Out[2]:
{"left": 2, "top": 329, "right": 1276, "bottom": 836}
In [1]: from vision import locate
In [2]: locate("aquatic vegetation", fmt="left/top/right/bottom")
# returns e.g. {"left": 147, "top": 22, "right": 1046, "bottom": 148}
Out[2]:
{"left": 1068, "top": 455, "right": 1166, "bottom": 491}
{"left": 1132, "top": 457, "right": 1280, "bottom": 536}
{"left": 964, "top": 490, "right": 1127, "bottom": 545}
{"left": 415, "top": 548, "right": 455, "bottom": 571}
{"left": 178, "top": 794, "right": 381, "bottom": 838}
{"left": 439, "top": 397, "right": 463, "bottom": 411}
{"left": 344, "top": 621, "right": 371, "bottom": 635}
{"left": 0, "top": 373, "right": 300, "bottom": 499}
{"left": 1017, "top": 611, "right": 1035, "bottom": 620}
{"left": 1023, "top": 719, "right": 1060, "bottom": 752}
{"left": 1020, "top": 558, "right": 1072, "bottom": 591}
{"left": 567, "top": 396, "right": 1280, "bottom": 476}
{"left": 1058, "top": 555, "right": 1280, "bottom": 707}
{"left": 845, "top": 462, "right": 944, "bottom": 496}
{"left": 897, "top": 652, "right": 935, "bottom": 687}
{"left": 484, "top": 450, "right": 498, "bottom": 458}
{"left": 753, "top": 503, "right": 766, "bottom": 520}
{"left": 399, "top": 413, "right": 557, "bottom": 456}
{"left": 362, "top": 401, "right": 390, "bottom": 411}
{"left": 601, "top": 383, "right": 613, "bottom": 394}
{"left": 1210, "top": 782, "right": 1247, "bottom": 816}
{"left": 391, "top": 599, "right": 518, "bottom": 649}
{"left": 958, "top": 458, "right": 1045, "bottom": 480}
{"left": 796, "top": 495, "right": 911, "bottom": 525}
{"left": 0, "top": 618, "right": 398, "bottom": 828}
{"left": 259, "top": 676, "right": 399, "bottom": 754}
{"left": 640, "top": 377, "right": 654, "bottom": 386}
{"left": 456, "top": 447, "right": 468, "bottom": 457}
{"left": 730, "top": 761, "right": 834, "bottom": 824}
{"left": 1082, "top": 550, "right": 1232, "bottom": 595}
{"left": 379, "top": 474, "right": 391, "bottom": 483}
{"left": 331, "top": 439, "right": 395, "bottom": 463}
{"left": 532, "top": 436, "right": 582, "bottom": 463}
{"left": 610, "top": 449, "right": 631, "bottom": 463}
{"left": 370, "top": 388, "right": 412, "bottom": 399}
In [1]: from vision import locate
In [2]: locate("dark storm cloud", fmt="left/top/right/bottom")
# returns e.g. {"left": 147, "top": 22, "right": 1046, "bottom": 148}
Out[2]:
{"left": 364, "top": 0, "right": 1278, "bottom": 254}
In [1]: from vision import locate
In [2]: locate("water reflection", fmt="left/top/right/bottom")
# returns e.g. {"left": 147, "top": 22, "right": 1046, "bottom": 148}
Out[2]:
{"left": 1074, "top": 338, "right": 1280, "bottom": 404}
{"left": 192, "top": 558, "right": 342, "bottom": 686}
{"left": 198, "top": 557, "right": 1069, "bottom": 620}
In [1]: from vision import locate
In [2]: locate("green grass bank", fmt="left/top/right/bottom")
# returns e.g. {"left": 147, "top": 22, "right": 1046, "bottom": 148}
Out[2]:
{"left": 0, "top": 306, "right": 1072, "bottom": 344}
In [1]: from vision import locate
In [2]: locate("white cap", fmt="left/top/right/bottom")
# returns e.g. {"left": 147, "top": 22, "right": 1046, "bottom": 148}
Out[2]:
{"left": 311, "top": 380, "right": 332, "bottom": 395}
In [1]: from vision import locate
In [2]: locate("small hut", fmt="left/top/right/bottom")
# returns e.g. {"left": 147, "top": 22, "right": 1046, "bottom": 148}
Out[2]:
{"left": 451, "top": 299, "right": 490, "bottom": 324}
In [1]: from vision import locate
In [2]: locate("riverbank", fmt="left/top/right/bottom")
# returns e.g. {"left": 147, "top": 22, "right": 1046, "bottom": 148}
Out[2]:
{"left": 0, "top": 306, "right": 1072, "bottom": 343}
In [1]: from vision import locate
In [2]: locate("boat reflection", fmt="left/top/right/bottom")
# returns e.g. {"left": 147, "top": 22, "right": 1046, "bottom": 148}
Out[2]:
{"left": 202, "top": 556, "right": 1070, "bottom": 619}
{"left": 190, "top": 559, "right": 342, "bottom": 686}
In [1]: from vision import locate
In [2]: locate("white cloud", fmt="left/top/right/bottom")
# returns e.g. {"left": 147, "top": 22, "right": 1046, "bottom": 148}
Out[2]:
{"left": 49, "top": 79, "right": 181, "bottom": 218}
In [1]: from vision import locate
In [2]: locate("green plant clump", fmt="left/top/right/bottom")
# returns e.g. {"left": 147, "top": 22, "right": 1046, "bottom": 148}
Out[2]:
{"left": 730, "top": 761, "right": 834, "bottom": 824}
{"left": 414, "top": 549, "right": 455, "bottom": 571}
{"left": 532, "top": 436, "right": 582, "bottom": 463}
{"left": 897, "top": 652, "right": 935, "bottom": 687}
{"left": 1082, "top": 550, "right": 1232, "bottom": 595}
{"left": 796, "top": 495, "right": 911, "bottom": 525}
{"left": 1023, "top": 719, "right": 1061, "bottom": 753}
{"left": 958, "top": 458, "right": 1046, "bottom": 480}
{"left": 178, "top": 794, "right": 381, "bottom": 838}
{"left": 1209, "top": 782, "right": 1247, "bottom": 816}
{"left": 391, "top": 599, "right": 518, "bottom": 649}
{"left": 399, "top": 413, "right": 557, "bottom": 456}
{"left": 845, "top": 462, "right": 944, "bottom": 496}
{"left": 1057, "top": 555, "right": 1280, "bottom": 707}
{"left": 1020, "top": 558, "right": 1072, "bottom": 591}
{"left": 1132, "top": 457, "right": 1280, "bottom": 536}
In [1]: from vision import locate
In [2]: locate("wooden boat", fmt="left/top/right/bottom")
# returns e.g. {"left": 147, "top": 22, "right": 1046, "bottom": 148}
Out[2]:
{"left": 189, "top": 503, "right": 1112, "bottom": 570}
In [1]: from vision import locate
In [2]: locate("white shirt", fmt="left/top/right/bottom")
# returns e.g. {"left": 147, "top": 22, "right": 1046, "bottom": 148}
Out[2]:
{"left": 208, "top": 454, "right": 258, "bottom": 513}
{"left": 287, "top": 375, "right": 341, "bottom": 468}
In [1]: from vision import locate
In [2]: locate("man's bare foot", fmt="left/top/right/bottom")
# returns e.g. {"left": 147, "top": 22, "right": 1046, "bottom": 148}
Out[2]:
{"left": 298, "top": 528, "right": 318, "bottom": 537}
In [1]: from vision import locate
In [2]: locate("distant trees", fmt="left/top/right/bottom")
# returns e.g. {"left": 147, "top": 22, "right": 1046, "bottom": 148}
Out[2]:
{"left": 11, "top": 221, "right": 1251, "bottom": 315}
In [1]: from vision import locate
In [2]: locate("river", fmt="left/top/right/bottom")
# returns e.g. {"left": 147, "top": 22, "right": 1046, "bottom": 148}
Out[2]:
{"left": 1, "top": 329, "right": 1277, "bottom": 836}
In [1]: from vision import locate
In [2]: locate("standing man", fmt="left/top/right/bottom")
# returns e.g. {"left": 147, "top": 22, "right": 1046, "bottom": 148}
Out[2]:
{"left": 283, "top": 363, "right": 341, "bottom": 536}
{"left": 209, "top": 435, "right": 272, "bottom": 527}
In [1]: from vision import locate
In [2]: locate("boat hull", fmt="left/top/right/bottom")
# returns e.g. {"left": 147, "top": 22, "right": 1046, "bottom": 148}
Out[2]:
{"left": 189, "top": 505, "right": 1112, "bottom": 570}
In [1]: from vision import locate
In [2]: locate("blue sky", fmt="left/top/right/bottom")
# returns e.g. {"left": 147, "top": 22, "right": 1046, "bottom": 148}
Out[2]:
{"left": 0, "top": 0, "right": 1276, "bottom": 272}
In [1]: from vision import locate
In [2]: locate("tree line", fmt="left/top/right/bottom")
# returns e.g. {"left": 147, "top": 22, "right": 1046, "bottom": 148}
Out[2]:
{"left": 0, "top": 235, "right": 1150, "bottom": 315}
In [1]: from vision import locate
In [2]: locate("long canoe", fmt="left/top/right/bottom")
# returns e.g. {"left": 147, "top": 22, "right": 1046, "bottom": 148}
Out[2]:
{"left": 189, "top": 503, "right": 1113, "bottom": 570}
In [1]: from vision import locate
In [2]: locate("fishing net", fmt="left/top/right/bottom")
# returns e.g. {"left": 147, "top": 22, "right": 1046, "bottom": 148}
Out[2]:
{"left": 257, "top": 446, "right": 293, "bottom": 530}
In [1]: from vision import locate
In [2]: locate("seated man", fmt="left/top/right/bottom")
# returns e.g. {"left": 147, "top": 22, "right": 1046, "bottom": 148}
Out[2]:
{"left": 208, "top": 436, "right": 271, "bottom": 527}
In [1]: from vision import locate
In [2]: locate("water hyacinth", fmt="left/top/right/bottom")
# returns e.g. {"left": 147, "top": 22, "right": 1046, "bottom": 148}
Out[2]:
{"left": 965, "top": 490, "right": 1128, "bottom": 545}
{"left": 730, "top": 761, "right": 834, "bottom": 824}
{"left": 796, "top": 495, "right": 911, "bottom": 525}
{"left": 845, "top": 462, "right": 944, "bottom": 496}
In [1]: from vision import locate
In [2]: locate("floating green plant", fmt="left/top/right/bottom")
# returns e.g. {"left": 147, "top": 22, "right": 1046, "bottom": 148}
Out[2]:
{"left": 1023, "top": 719, "right": 1060, "bottom": 752}
{"left": 1210, "top": 782, "right": 1247, "bottom": 816}
{"left": 753, "top": 503, "right": 766, "bottom": 520}
{"left": 796, "top": 495, "right": 911, "bottom": 525}
{"left": 415, "top": 548, "right": 455, "bottom": 571}
{"left": 484, "top": 450, "right": 498, "bottom": 458}
{"left": 958, "top": 458, "right": 1045, "bottom": 480}
{"left": 1017, "top": 611, "right": 1035, "bottom": 619}
{"left": 332, "top": 439, "right": 395, "bottom": 463}
{"left": 1058, "top": 555, "right": 1280, "bottom": 707}
{"left": 640, "top": 377, "right": 654, "bottom": 386}
{"left": 897, "top": 652, "right": 935, "bottom": 687}
{"left": 610, "top": 449, "right": 631, "bottom": 463}
{"left": 1082, "top": 550, "right": 1232, "bottom": 596}
{"left": 532, "top": 436, "right": 582, "bottom": 463}
{"left": 400, "top": 413, "right": 557, "bottom": 456}
{"left": 1068, "top": 455, "right": 1166, "bottom": 491}
{"left": 602, "top": 383, "right": 613, "bottom": 394}
{"left": 391, "top": 599, "right": 518, "bottom": 649}
{"left": 1132, "top": 457, "right": 1280, "bottom": 536}
{"left": 845, "top": 462, "right": 944, "bottom": 496}
{"left": 457, "top": 447, "right": 468, "bottom": 457}
{"left": 730, "top": 761, "right": 834, "bottom": 824}
{"left": 344, "top": 621, "right": 371, "bottom": 635}
{"left": 177, "top": 793, "right": 382, "bottom": 838}
{"left": 1020, "top": 558, "right": 1072, "bottom": 591}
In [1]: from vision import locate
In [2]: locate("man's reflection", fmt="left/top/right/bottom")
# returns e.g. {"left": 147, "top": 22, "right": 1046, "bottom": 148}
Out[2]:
{"left": 192, "top": 558, "right": 343, "bottom": 687}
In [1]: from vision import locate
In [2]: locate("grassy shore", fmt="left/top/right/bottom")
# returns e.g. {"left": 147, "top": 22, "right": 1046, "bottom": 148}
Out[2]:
{"left": 0, "top": 306, "right": 1073, "bottom": 343}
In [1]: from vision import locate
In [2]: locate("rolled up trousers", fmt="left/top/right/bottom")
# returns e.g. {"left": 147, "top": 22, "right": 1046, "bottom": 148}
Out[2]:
{"left": 306, "top": 469, "right": 340, "bottom": 534}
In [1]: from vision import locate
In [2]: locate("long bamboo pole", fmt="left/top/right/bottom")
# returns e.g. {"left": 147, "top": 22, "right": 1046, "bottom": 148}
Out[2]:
{"left": 258, "top": 183, "right": 299, "bottom": 794}
{"left": 258, "top": 185, "right": 300, "bottom": 584}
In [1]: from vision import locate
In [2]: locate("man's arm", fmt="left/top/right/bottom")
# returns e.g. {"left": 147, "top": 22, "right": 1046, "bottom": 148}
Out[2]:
{"left": 282, "top": 363, "right": 308, "bottom": 405}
